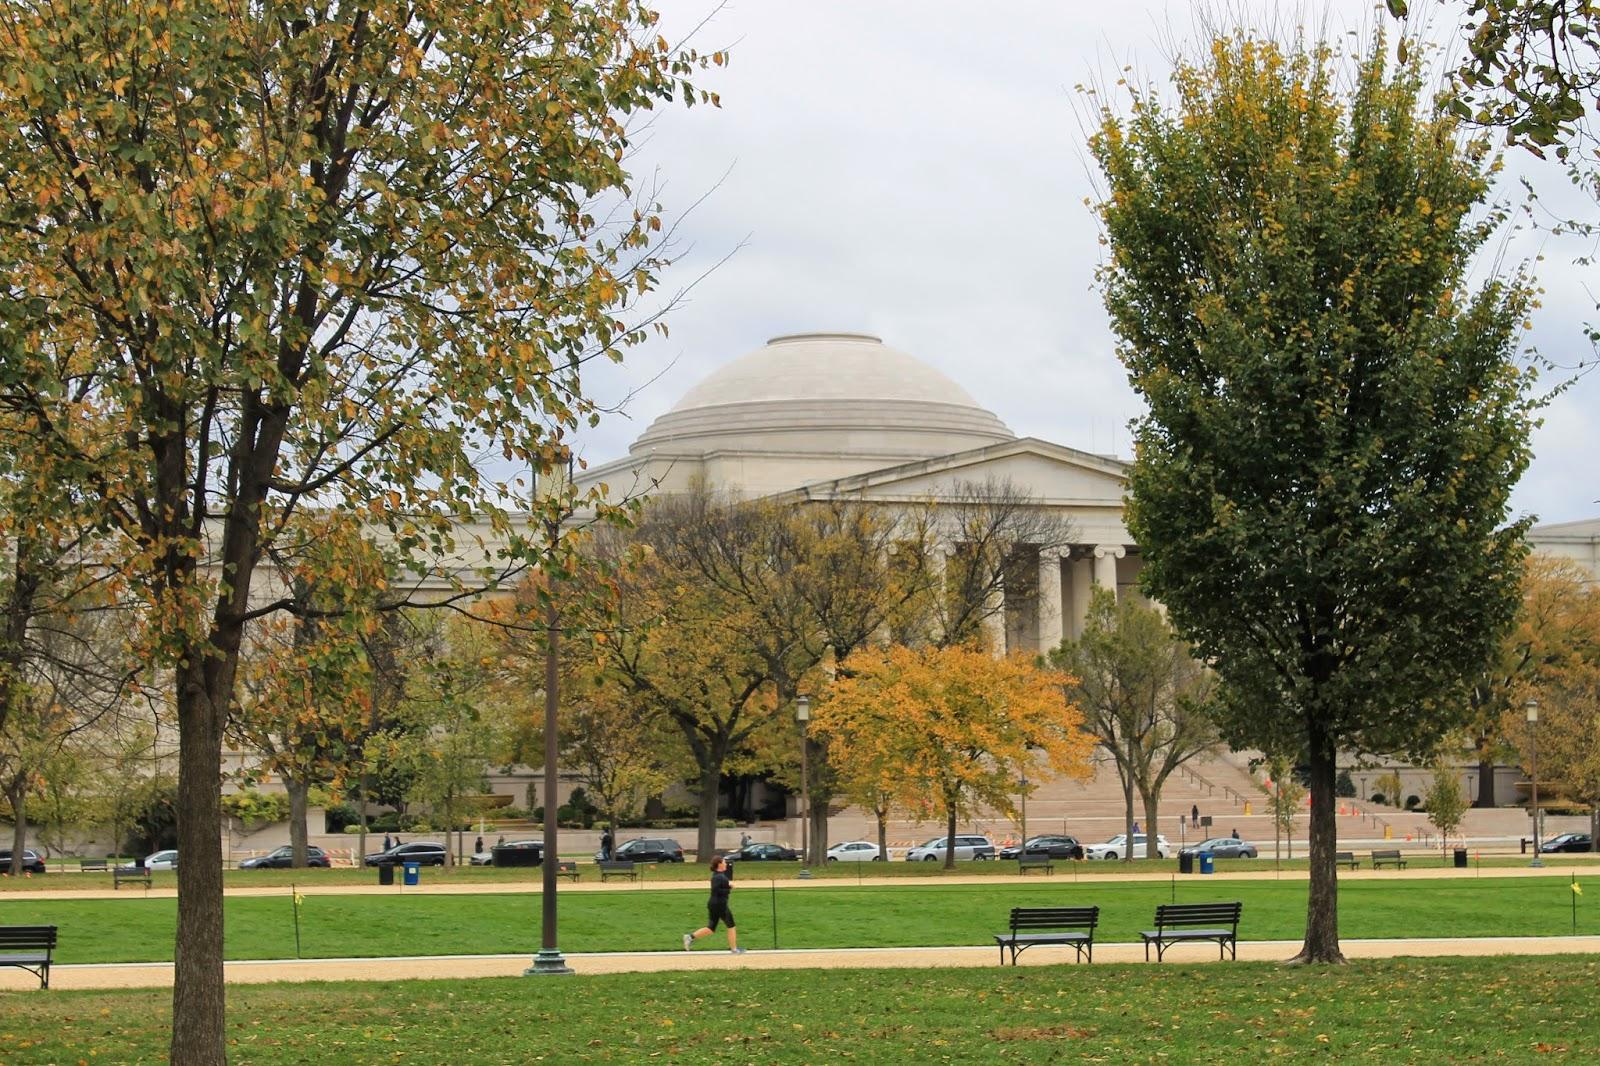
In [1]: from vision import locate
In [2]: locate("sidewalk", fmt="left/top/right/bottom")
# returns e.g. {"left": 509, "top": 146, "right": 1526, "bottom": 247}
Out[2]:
{"left": 7, "top": 935, "right": 1599, "bottom": 991}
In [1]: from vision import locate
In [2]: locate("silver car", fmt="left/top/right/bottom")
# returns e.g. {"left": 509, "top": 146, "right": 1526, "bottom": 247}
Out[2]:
{"left": 905, "top": 835, "right": 995, "bottom": 861}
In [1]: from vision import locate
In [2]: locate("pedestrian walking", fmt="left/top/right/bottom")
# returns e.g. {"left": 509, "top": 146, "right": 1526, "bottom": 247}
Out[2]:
{"left": 740, "top": 831, "right": 751, "bottom": 850}
{"left": 683, "top": 854, "right": 744, "bottom": 954}
{"left": 475, "top": 835, "right": 484, "bottom": 855}
{"left": 600, "top": 828, "right": 614, "bottom": 861}
{"left": 1132, "top": 820, "right": 1141, "bottom": 834}
{"left": 1231, "top": 827, "right": 1241, "bottom": 840}
{"left": 383, "top": 833, "right": 392, "bottom": 851}
{"left": 1191, "top": 804, "right": 1200, "bottom": 827}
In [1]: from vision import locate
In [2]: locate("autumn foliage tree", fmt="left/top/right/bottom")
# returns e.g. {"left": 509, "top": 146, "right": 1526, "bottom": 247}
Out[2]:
{"left": 0, "top": 1, "right": 718, "bottom": 1058}
{"left": 1092, "top": 35, "right": 1537, "bottom": 962}
{"left": 813, "top": 644, "right": 1095, "bottom": 870}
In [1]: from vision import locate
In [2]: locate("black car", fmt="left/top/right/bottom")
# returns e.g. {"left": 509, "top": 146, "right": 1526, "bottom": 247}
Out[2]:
{"left": 998, "top": 835, "right": 1084, "bottom": 861}
{"left": 363, "top": 841, "right": 448, "bottom": 867}
{"left": 0, "top": 848, "right": 46, "bottom": 874}
{"left": 472, "top": 840, "right": 544, "bottom": 867}
{"left": 729, "top": 842, "right": 800, "bottom": 862}
{"left": 599, "top": 837, "right": 685, "bottom": 863}
{"left": 240, "top": 845, "right": 331, "bottom": 869}
{"left": 1540, "top": 833, "right": 1594, "bottom": 853}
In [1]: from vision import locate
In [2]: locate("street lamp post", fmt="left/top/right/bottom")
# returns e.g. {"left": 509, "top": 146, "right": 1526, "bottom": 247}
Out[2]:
{"left": 1527, "top": 699, "right": 1543, "bottom": 869}
{"left": 796, "top": 695, "right": 811, "bottom": 877}
{"left": 527, "top": 468, "right": 573, "bottom": 976}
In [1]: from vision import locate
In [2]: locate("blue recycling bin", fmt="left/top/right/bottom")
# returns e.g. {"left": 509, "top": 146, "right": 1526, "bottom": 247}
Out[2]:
{"left": 1199, "top": 851, "right": 1215, "bottom": 875}
{"left": 402, "top": 861, "right": 420, "bottom": 887}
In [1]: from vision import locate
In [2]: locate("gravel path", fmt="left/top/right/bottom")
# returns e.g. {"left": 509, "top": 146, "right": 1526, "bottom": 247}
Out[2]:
{"left": 6, "top": 935, "right": 1599, "bottom": 991}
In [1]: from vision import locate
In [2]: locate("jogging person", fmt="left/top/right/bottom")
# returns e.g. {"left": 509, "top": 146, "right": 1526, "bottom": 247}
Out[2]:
{"left": 683, "top": 854, "right": 744, "bottom": 953}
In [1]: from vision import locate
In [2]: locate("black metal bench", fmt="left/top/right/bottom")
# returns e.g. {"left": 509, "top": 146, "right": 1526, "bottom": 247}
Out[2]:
{"left": 113, "top": 864, "right": 152, "bottom": 889}
{"left": 0, "top": 925, "right": 58, "bottom": 988}
{"left": 1141, "top": 902, "right": 1242, "bottom": 961}
{"left": 1370, "top": 849, "right": 1407, "bottom": 869}
{"left": 1334, "top": 851, "right": 1360, "bottom": 870}
{"left": 597, "top": 860, "right": 638, "bottom": 882}
{"left": 555, "top": 860, "right": 580, "bottom": 881}
{"left": 78, "top": 858, "right": 108, "bottom": 873}
{"left": 1015, "top": 856, "right": 1054, "bottom": 876}
{"left": 994, "top": 906, "right": 1098, "bottom": 965}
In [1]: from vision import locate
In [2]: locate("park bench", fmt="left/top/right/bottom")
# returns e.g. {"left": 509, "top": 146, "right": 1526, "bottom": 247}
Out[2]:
{"left": 1141, "top": 902, "right": 1243, "bottom": 962}
{"left": 1334, "top": 851, "right": 1360, "bottom": 870}
{"left": 0, "top": 925, "right": 58, "bottom": 988}
{"left": 994, "top": 906, "right": 1098, "bottom": 965}
{"left": 1015, "top": 856, "right": 1054, "bottom": 876}
{"left": 113, "top": 864, "right": 152, "bottom": 889}
{"left": 78, "top": 858, "right": 108, "bottom": 873}
{"left": 598, "top": 860, "right": 638, "bottom": 882}
{"left": 555, "top": 860, "right": 580, "bottom": 881}
{"left": 1370, "top": 849, "right": 1407, "bottom": 869}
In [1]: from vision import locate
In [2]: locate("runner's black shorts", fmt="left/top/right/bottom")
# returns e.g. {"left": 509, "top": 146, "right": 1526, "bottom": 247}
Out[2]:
{"left": 707, "top": 902, "right": 735, "bottom": 930}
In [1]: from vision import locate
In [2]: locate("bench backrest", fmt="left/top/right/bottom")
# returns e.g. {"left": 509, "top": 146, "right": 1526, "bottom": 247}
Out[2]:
{"left": 1153, "top": 902, "right": 1241, "bottom": 928}
{"left": 1371, "top": 850, "right": 1401, "bottom": 859}
{"left": 598, "top": 860, "right": 635, "bottom": 868}
{"left": 556, "top": 861, "right": 576, "bottom": 871}
{"left": 79, "top": 859, "right": 108, "bottom": 870}
{"left": 1008, "top": 906, "right": 1098, "bottom": 932}
{"left": 0, "top": 925, "right": 58, "bottom": 949}
{"left": 1334, "top": 851, "right": 1354, "bottom": 860}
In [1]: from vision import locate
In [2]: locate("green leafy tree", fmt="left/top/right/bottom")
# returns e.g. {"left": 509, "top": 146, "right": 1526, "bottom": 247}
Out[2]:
{"left": 1424, "top": 763, "right": 1469, "bottom": 858}
{"left": 1091, "top": 34, "right": 1537, "bottom": 962}
{"left": 1260, "top": 754, "right": 1309, "bottom": 861}
{"left": 0, "top": 1, "right": 717, "bottom": 1055}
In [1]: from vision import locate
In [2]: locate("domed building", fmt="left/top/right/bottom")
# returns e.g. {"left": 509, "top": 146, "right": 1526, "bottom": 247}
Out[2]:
{"left": 578, "top": 332, "right": 1141, "bottom": 652}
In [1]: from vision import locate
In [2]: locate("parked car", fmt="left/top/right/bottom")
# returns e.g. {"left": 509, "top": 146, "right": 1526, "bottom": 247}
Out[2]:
{"left": 363, "top": 841, "right": 448, "bottom": 867}
{"left": 239, "top": 845, "right": 331, "bottom": 869}
{"left": 1082, "top": 834, "right": 1171, "bottom": 860}
{"left": 1540, "top": 833, "right": 1594, "bottom": 853}
{"left": 825, "top": 840, "right": 885, "bottom": 862}
{"left": 597, "top": 837, "right": 685, "bottom": 863}
{"left": 998, "top": 835, "right": 1084, "bottom": 861}
{"left": 1180, "top": 837, "right": 1259, "bottom": 860}
{"left": 143, "top": 849, "right": 178, "bottom": 871}
{"left": 729, "top": 842, "right": 800, "bottom": 862}
{"left": 471, "top": 840, "right": 543, "bottom": 866}
{"left": 0, "top": 848, "right": 46, "bottom": 874}
{"left": 905, "top": 835, "right": 996, "bottom": 862}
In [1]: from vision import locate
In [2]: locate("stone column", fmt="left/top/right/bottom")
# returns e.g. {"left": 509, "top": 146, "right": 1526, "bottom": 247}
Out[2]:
{"left": 982, "top": 578, "right": 1007, "bottom": 654}
{"left": 1093, "top": 544, "right": 1125, "bottom": 600}
{"left": 1036, "top": 549, "right": 1064, "bottom": 654}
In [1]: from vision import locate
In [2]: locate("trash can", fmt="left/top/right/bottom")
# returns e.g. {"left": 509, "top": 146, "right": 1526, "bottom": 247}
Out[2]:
{"left": 1453, "top": 848, "right": 1468, "bottom": 869}
{"left": 403, "top": 861, "right": 420, "bottom": 887}
{"left": 1199, "top": 851, "right": 1215, "bottom": 875}
{"left": 1178, "top": 852, "right": 1195, "bottom": 875}
{"left": 378, "top": 864, "right": 394, "bottom": 886}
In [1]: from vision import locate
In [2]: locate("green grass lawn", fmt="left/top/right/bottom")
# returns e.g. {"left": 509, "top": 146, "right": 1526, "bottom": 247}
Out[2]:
{"left": 6, "top": 850, "right": 1596, "bottom": 892}
{"left": 2, "top": 956, "right": 1596, "bottom": 1063}
{"left": 1, "top": 875, "right": 1594, "bottom": 964}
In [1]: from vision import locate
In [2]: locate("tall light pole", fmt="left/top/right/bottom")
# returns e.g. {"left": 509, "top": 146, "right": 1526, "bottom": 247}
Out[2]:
{"left": 796, "top": 695, "right": 811, "bottom": 873}
{"left": 527, "top": 463, "right": 573, "bottom": 976}
{"left": 1019, "top": 774, "right": 1028, "bottom": 855}
{"left": 1527, "top": 698, "right": 1543, "bottom": 869}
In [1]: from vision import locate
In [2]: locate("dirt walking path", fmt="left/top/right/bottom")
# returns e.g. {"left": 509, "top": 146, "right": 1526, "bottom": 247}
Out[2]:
{"left": 5, "top": 935, "right": 1598, "bottom": 992}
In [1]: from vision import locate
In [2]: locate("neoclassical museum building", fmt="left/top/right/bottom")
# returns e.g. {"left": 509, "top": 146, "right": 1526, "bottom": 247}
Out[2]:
{"left": 576, "top": 331, "right": 1146, "bottom": 653}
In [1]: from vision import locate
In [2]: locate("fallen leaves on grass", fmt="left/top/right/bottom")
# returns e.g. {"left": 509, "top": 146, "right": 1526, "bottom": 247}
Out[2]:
{"left": 992, "top": 1024, "right": 1096, "bottom": 1041}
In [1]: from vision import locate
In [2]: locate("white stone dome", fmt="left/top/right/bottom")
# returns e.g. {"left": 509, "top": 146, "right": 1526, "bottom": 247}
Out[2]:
{"left": 629, "top": 333, "right": 1014, "bottom": 463}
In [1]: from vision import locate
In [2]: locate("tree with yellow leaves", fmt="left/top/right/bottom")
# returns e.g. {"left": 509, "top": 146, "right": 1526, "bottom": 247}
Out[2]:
{"left": 813, "top": 644, "right": 1095, "bottom": 870}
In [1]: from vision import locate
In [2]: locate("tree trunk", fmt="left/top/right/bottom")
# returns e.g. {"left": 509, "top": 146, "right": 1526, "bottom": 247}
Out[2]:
{"left": 1290, "top": 716, "right": 1345, "bottom": 964}
{"left": 943, "top": 802, "right": 958, "bottom": 870}
{"left": 1122, "top": 773, "right": 1136, "bottom": 863}
{"left": 357, "top": 770, "right": 369, "bottom": 872}
{"left": 696, "top": 762, "right": 721, "bottom": 861}
{"left": 286, "top": 777, "right": 310, "bottom": 868}
{"left": 875, "top": 803, "right": 888, "bottom": 862}
{"left": 6, "top": 776, "right": 26, "bottom": 876}
{"left": 806, "top": 738, "right": 827, "bottom": 867}
{"left": 1142, "top": 791, "right": 1161, "bottom": 862}
{"left": 170, "top": 660, "right": 229, "bottom": 1064}
{"left": 1475, "top": 751, "right": 1497, "bottom": 808}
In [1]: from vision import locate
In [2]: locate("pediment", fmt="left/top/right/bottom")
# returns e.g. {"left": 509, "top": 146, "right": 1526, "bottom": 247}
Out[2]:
{"left": 784, "top": 437, "right": 1129, "bottom": 507}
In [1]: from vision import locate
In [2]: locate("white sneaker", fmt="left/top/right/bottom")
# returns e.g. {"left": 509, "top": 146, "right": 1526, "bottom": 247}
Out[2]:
{"left": 730, "top": 947, "right": 747, "bottom": 954}
{"left": 683, "top": 933, "right": 693, "bottom": 952}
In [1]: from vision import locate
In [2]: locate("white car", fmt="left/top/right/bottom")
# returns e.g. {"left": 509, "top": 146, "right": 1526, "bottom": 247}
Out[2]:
{"left": 143, "top": 849, "right": 178, "bottom": 871}
{"left": 1082, "top": 834, "right": 1171, "bottom": 860}
{"left": 826, "top": 840, "right": 885, "bottom": 862}
{"left": 905, "top": 835, "right": 996, "bottom": 862}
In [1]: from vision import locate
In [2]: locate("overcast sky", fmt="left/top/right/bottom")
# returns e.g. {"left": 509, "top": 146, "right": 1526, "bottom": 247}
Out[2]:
{"left": 568, "top": 1, "right": 1598, "bottom": 527}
